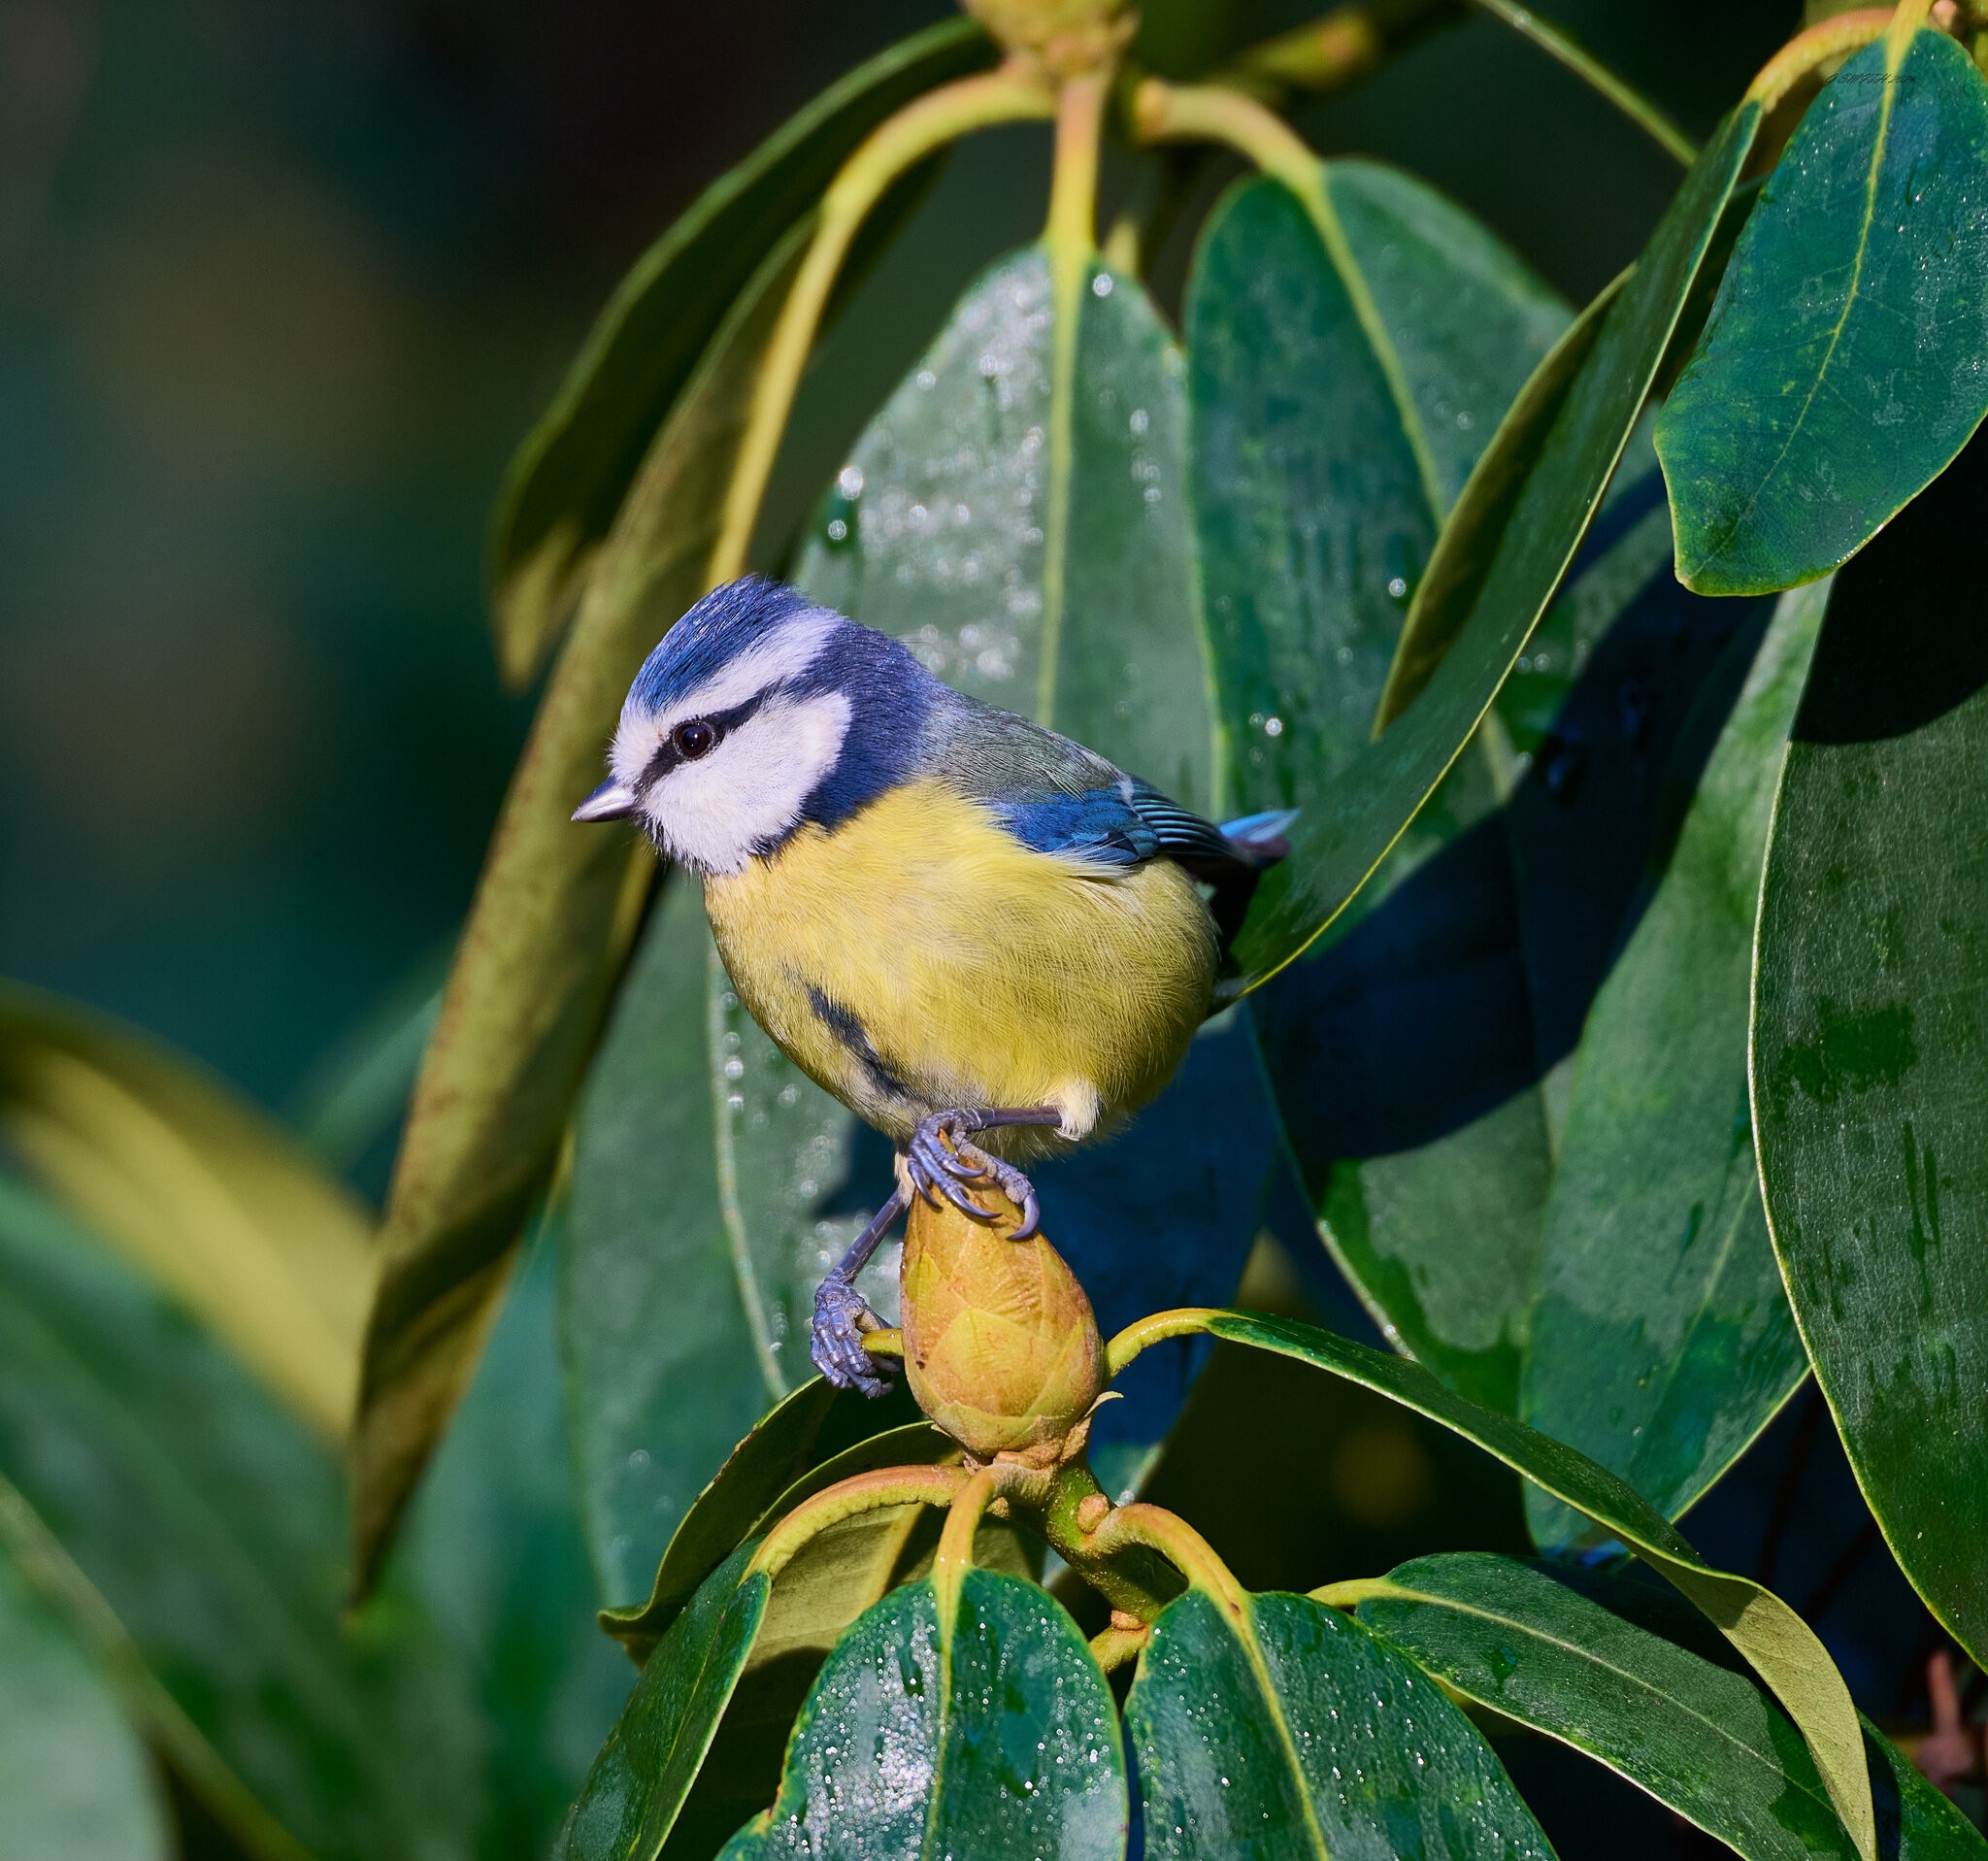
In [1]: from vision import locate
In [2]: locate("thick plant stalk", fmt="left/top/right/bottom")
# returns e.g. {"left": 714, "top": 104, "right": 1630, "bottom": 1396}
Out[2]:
{"left": 1129, "top": 78, "right": 1446, "bottom": 526}
{"left": 710, "top": 64, "right": 1057, "bottom": 582}
{"left": 749, "top": 1464, "right": 969, "bottom": 1580}
{"left": 1746, "top": 8, "right": 1894, "bottom": 109}
{"left": 1037, "top": 68, "right": 1110, "bottom": 728}
{"left": 1216, "top": 0, "right": 1459, "bottom": 98}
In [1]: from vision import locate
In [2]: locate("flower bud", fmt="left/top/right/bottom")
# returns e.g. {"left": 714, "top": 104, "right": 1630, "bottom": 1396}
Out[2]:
{"left": 899, "top": 1184, "right": 1105, "bottom": 1463}
{"left": 957, "top": 0, "right": 1135, "bottom": 78}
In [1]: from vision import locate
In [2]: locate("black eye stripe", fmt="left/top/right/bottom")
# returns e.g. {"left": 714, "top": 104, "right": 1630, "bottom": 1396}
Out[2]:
{"left": 636, "top": 691, "right": 773, "bottom": 791}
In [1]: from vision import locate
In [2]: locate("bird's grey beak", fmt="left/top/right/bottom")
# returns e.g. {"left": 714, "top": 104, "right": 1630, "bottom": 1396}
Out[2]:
{"left": 572, "top": 780, "right": 638, "bottom": 823}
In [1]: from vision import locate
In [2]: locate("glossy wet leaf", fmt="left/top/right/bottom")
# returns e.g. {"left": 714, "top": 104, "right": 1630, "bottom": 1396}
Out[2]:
{"left": 0, "top": 1175, "right": 487, "bottom": 1861}
{"left": 1127, "top": 1583, "right": 1550, "bottom": 1861}
{"left": 1349, "top": 1554, "right": 1855, "bottom": 1861}
{"left": 0, "top": 1543, "right": 169, "bottom": 1861}
{"left": 1185, "top": 162, "right": 1733, "bottom": 1408}
{"left": 798, "top": 243, "right": 1210, "bottom": 795}
{"left": 0, "top": 980, "right": 375, "bottom": 1439}
{"left": 1752, "top": 422, "right": 1988, "bottom": 1668}
{"left": 488, "top": 17, "right": 991, "bottom": 683}
{"left": 1658, "top": 27, "right": 1988, "bottom": 596}
{"left": 557, "top": 1546, "right": 772, "bottom": 1861}
{"left": 353, "top": 227, "right": 809, "bottom": 1599}
{"left": 1230, "top": 103, "right": 1761, "bottom": 988}
{"left": 1188, "top": 163, "right": 1569, "bottom": 817}
{"left": 595, "top": 1375, "right": 919, "bottom": 1653}
{"left": 721, "top": 1569, "right": 1125, "bottom": 1861}
{"left": 1184, "top": 159, "right": 1558, "bottom": 1399}
{"left": 1190, "top": 1306, "right": 1874, "bottom": 1859}
{"left": 560, "top": 1486, "right": 984, "bottom": 1861}
{"left": 1522, "top": 582, "right": 1829, "bottom": 1543}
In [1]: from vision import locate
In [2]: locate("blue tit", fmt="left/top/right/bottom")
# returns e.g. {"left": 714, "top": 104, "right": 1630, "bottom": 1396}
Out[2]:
{"left": 575, "top": 577, "right": 1292, "bottom": 1395}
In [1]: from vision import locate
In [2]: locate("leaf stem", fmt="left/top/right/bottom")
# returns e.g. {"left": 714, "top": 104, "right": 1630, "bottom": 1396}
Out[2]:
{"left": 1744, "top": 10, "right": 1892, "bottom": 112}
{"left": 710, "top": 64, "right": 1057, "bottom": 583}
{"left": 1036, "top": 69, "right": 1110, "bottom": 731}
{"left": 1129, "top": 80, "right": 1446, "bottom": 517}
{"left": 1088, "top": 1620, "right": 1150, "bottom": 1674}
{"left": 1214, "top": 0, "right": 1461, "bottom": 101}
{"left": 1103, "top": 1305, "right": 1216, "bottom": 1378}
{"left": 1470, "top": 0, "right": 1697, "bottom": 167}
{"left": 749, "top": 1463, "right": 968, "bottom": 1580}
{"left": 1042, "top": 1460, "right": 1183, "bottom": 1620}
{"left": 1309, "top": 1576, "right": 1404, "bottom": 1608}
{"left": 1086, "top": 1501, "right": 1250, "bottom": 1612}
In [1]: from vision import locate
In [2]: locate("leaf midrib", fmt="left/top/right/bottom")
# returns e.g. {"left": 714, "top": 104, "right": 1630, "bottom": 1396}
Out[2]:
{"left": 1699, "top": 43, "right": 1905, "bottom": 568}
{"left": 1375, "top": 1582, "right": 1845, "bottom": 1832}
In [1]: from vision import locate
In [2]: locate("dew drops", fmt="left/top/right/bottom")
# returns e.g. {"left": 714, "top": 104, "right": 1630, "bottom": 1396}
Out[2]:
{"left": 1092, "top": 271, "right": 1114, "bottom": 297}
{"left": 1387, "top": 575, "right": 1409, "bottom": 600}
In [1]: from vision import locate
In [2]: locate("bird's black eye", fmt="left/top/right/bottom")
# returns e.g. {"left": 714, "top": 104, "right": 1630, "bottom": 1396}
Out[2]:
{"left": 673, "top": 718, "right": 718, "bottom": 760}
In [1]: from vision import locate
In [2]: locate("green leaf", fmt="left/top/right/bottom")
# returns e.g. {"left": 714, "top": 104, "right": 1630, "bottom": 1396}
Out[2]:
{"left": 1657, "top": 27, "right": 1988, "bottom": 596}
{"left": 0, "top": 1175, "right": 487, "bottom": 1861}
{"left": 1184, "top": 157, "right": 1566, "bottom": 1410}
{"left": 1522, "top": 581, "right": 1830, "bottom": 1542}
{"left": 1751, "top": 420, "right": 1988, "bottom": 1668}
{"left": 1868, "top": 1719, "right": 1988, "bottom": 1861}
{"left": 558, "top": 1546, "right": 773, "bottom": 1861}
{"left": 593, "top": 1376, "right": 922, "bottom": 1654}
{"left": 1348, "top": 1554, "right": 1856, "bottom": 1861}
{"left": 353, "top": 223, "right": 811, "bottom": 1599}
{"left": 1188, "top": 163, "right": 1570, "bottom": 817}
{"left": 559, "top": 1487, "right": 974, "bottom": 1861}
{"left": 721, "top": 1568, "right": 1126, "bottom": 1861}
{"left": 0, "top": 1543, "right": 169, "bottom": 1861}
{"left": 1352, "top": 1558, "right": 1988, "bottom": 1861}
{"left": 1184, "top": 1306, "right": 1876, "bottom": 1860}
{"left": 1126, "top": 1583, "right": 1551, "bottom": 1861}
{"left": 488, "top": 17, "right": 991, "bottom": 683}
{"left": 0, "top": 980, "right": 376, "bottom": 1440}
{"left": 1230, "top": 102, "right": 1761, "bottom": 988}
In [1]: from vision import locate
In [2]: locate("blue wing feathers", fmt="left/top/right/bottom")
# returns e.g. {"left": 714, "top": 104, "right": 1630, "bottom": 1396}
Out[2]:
{"left": 990, "top": 781, "right": 1294, "bottom": 877}
{"left": 990, "top": 788, "right": 1158, "bottom": 865}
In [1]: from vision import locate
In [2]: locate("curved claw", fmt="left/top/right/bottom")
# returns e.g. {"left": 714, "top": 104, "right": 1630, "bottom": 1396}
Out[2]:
{"left": 811, "top": 1278, "right": 894, "bottom": 1398}
{"left": 905, "top": 1110, "right": 1044, "bottom": 1239}
{"left": 982, "top": 1156, "right": 1042, "bottom": 1240}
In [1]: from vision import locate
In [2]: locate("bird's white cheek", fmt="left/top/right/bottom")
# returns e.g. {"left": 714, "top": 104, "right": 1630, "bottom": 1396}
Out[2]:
{"left": 648, "top": 691, "right": 852, "bottom": 875}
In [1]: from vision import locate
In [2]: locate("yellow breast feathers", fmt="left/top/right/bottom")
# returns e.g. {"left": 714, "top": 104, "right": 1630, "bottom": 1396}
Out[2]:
{"left": 701, "top": 778, "right": 1218, "bottom": 1151}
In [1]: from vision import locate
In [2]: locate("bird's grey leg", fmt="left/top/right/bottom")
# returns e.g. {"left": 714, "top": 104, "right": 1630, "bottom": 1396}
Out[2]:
{"left": 906, "top": 1107, "right": 1063, "bottom": 1241}
{"left": 811, "top": 1182, "right": 911, "bottom": 1398}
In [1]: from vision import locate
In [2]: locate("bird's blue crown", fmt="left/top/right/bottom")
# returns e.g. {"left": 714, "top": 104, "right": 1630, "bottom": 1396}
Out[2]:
{"left": 626, "top": 576, "right": 818, "bottom": 717}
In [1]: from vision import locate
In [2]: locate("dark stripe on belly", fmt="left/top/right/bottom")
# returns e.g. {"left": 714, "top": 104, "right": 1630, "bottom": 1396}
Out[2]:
{"left": 807, "top": 986, "right": 912, "bottom": 1101}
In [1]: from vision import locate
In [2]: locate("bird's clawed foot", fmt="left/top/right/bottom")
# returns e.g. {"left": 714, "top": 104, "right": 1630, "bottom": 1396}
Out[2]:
{"left": 812, "top": 1276, "right": 894, "bottom": 1398}
{"left": 906, "top": 1108, "right": 1052, "bottom": 1241}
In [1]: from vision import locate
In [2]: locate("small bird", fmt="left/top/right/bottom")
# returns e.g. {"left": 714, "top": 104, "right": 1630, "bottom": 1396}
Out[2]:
{"left": 575, "top": 577, "right": 1291, "bottom": 1396}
